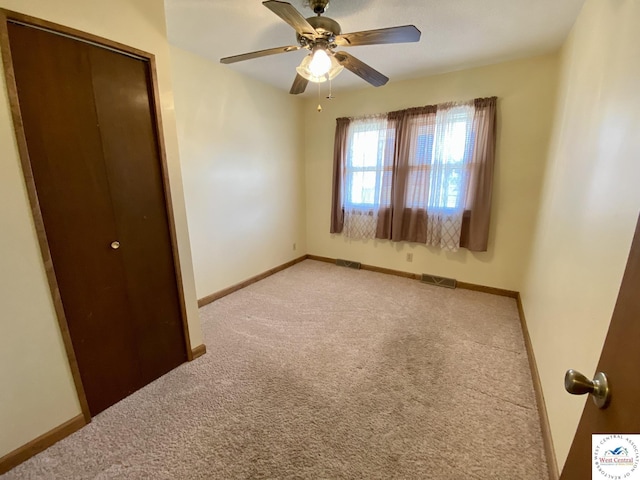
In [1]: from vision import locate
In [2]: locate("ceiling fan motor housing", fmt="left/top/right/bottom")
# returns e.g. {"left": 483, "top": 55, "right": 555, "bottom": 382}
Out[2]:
{"left": 297, "top": 15, "right": 341, "bottom": 47}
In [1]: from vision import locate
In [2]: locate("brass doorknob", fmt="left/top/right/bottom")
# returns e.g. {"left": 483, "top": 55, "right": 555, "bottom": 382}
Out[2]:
{"left": 110, "top": 241, "right": 120, "bottom": 250}
{"left": 564, "top": 369, "right": 611, "bottom": 409}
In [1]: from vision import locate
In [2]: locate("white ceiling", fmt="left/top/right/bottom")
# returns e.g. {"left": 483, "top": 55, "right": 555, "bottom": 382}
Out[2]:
{"left": 164, "top": 0, "right": 585, "bottom": 95}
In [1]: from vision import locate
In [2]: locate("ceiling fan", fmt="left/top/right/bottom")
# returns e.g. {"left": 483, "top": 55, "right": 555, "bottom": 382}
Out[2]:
{"left": 220, "top": 0, "right": 421, "bottom": 94}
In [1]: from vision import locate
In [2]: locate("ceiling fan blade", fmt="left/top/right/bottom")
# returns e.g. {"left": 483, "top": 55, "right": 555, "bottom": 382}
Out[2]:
{"left": 334, "top": 51, "right": 389, "bottom": 87}
{"left": 290, "top": 74, "right": 309, "bottom": 95}
{"left": 335, "top": 25, "right": 421, "bottom": 47}
{"left": 220, "top": 45, "right": 300, "bottom": 64}
{"left": 263, "top": 1, "right": 318, "bottom": 37}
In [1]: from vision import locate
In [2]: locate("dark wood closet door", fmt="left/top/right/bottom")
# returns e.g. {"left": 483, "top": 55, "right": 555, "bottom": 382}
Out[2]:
{"left": 88, "top": 42, "right": 187, "bottom": 384}
{"left": 8, "top": 22, "right": 186, "bottom": 415}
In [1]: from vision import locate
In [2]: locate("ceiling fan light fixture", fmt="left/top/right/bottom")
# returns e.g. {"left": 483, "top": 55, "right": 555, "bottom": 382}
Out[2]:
{"left": 309, "top": 48, "right": 331, "bottom": 76}
{"left": 327, "top": 55, "right": 344, "bottom": 80}
{"left": 296, "top": 55, "right": 327, "bottom": 83}
{"left": 296, "top": 51, "right": 344, "bottom": 83}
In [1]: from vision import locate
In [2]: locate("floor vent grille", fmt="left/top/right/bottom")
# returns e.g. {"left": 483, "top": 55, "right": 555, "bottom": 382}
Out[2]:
{"left": 336, "top": 259, "right": 362, "bottom": 270}
{"left": 421, "top": 273, "right": 457, "bottom": 289}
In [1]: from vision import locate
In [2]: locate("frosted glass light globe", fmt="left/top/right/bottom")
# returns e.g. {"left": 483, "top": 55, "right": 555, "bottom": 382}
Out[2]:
{"left": 309, "top": 49, "right": 331, "bottom": 77}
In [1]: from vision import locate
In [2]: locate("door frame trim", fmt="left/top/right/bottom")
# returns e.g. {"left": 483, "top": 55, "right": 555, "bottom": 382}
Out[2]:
{"left": 0, "top": 9, "right": 195, "bottom": 425}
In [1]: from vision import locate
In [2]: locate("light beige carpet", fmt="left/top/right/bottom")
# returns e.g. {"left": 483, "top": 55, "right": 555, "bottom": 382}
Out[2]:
{"left": 2, "top": 260, "right": 548, "bottom": 479}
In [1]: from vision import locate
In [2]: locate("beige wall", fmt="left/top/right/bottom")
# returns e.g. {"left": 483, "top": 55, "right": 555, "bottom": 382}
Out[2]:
{"left": 520, "top": 0, "right": 640, "bottom": 470}
{"left": 170, "top": 47, "right": 306, "bottom": 299}
{"left": 304, "top": 54, "right": 559, "bottom": 291}
{"left": 4, "top": 0, "right": 636, "bottom": 471}
{"left": 0, "top": 0, "right": 202, "bottom": 457}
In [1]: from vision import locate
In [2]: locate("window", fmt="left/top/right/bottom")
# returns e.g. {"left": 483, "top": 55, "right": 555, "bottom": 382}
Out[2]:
{"left": 346, "top": 128, "right": 383, "bottom": 207}
{"left": 408, "top": 111, "right": 474, "bottom": 211}
{"left": 344, "top": 108, "right": 473, "bottom": 212}
{"left": 331, "top": 97, "right": 497, "bottom": 252}
{"left": 344, "top": 118, "right": 394, "bottom": 210}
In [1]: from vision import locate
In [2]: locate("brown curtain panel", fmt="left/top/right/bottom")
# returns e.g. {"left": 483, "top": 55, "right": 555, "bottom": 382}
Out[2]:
{"left": 382, "top": 106, "right": 437, "bottom": 242}
{"left": 330, "top": 117, "right": 350, "bottom": 233}
{"left": 374, "top": 112, "right": 400, "bottom": 239}
{"left": 459, "top": 97, "right": 497, "bottom": 252}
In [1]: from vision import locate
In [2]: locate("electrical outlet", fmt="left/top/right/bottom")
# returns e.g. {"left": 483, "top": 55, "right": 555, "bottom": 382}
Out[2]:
{"left": 406, "top": 252, "right": 413, "bottom": 262}
{"left": 293, "top": 243, "right": 297, "bottom": 251}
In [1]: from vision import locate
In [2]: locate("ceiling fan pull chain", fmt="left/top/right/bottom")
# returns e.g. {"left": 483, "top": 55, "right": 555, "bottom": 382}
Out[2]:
{"left": 326, "top": 76, "right": 334, "bottom": 100}
{"left": 317, "top": 80, "right": 322, "bottom": 112}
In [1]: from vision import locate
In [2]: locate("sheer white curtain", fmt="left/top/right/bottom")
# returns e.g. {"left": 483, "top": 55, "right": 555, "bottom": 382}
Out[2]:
{"left": 424, "top": 102, "right": 474, "bottom": 251}
{"left": 342, "top": 115, "right": 392, "bottom": 239}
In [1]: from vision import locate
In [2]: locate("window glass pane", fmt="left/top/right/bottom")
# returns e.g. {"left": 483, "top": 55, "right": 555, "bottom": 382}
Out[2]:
{"left": 413, "top": 131, "right": 434, "bottom": 166}
{"left": 350, "top": 171, "right": 377, "bottom": 205}
{"left": 443, "top": 119, "right": 469, "bottom": 165}
{"left": 407, "top": 110, "right": 472, "bottom": 210}
{"left": 351, "top": 130, "right": 380, "bottom": 168}
{"left": 445, "top": 167, "right": 463, "bottom": 208}
{"left": 346, "top": 120, "right": 390, "bottom": 207}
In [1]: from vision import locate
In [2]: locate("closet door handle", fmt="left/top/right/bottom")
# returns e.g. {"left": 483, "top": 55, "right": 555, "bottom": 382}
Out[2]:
{"left": 110, "top": 241, "right": 120, "bottom": 250}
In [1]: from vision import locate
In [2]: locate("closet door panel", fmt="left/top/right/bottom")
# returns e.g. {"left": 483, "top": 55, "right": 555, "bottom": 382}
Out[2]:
{"left": 8, "top": 23, "right": 142, "bottom": 415}
{"left": 88, "top": 44, "right": 187, "bottom": 382}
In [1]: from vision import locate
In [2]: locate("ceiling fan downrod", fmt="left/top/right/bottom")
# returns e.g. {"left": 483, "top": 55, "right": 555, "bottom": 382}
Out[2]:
{"left": 306, "top": 0, "right": 330, "bottom": 15}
